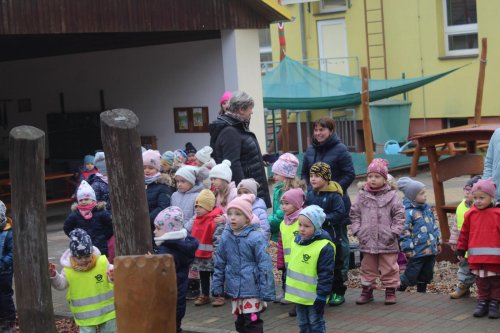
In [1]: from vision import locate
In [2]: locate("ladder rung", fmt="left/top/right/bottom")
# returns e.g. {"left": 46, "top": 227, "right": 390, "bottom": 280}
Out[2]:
{"left": 369, "top": 44, "right": 384, "bottom": 47}
{"left": 370, "top": 56, "right": 385, "bottom": 59}
{"left": 366, "top": 8, "right": 381, "bottom": 12}
{"left": 368, "top": 32, "right": 382, "bottom": 35}
{"left": 367, "top": 20, "right": 382, "bottom": 23}
{"left": 370, "top": 67, "right": 385, "bottom": 70}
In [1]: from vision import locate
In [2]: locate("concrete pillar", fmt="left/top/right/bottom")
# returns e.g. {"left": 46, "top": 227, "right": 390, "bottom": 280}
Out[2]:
{"left": 221, "top": 30, "right": 267, "bottom": 153}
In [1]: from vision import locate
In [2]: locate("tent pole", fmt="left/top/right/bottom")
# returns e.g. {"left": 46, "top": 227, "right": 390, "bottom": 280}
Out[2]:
{"left": 361, "top": 67, "right": 374, "bottom": 164}
{"left": 296, "top": 112, "right": 303, "bottom": 154}
{"left": 272, "top": 110, "right": 278, "bottom": 154}
{"left": 306, "top": 111, "right": 312, "bottom": 146}
{"left": 474, "top": 38, "right": 487, "bottom": 125}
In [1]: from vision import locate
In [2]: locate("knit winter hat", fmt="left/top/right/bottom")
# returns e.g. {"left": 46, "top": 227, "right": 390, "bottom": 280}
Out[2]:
{"left": 77, "top": 180, "right": 96, "bottom": 202}
{"left": 175, "top": 165, "right": 200, "bottom": 185}
{"left": 397, "top": 177, "right": 425, "bottom": 201}
{"left": 472, "top": 178, "right": 496, "bottom": 198}
{"left": 195, "top": 189, "right": 216, "bottom": 212}
{"left": 69, "top": 228, "right": 93, "bottom": 257}
{"left": 161, "top": 151, "right": 175, "bottom": 166}
{"left": 0, "top": 200, "right": 6, "bottom": 230}
{"left": 367, "top": 158, "right": 389, "bottom": 179}
{"left": 209, "top": 160, "right": 232, "bottom": 183}
{"left": 154, "top": 206, "right": 185, "bottom": 233}
{"left": 282, "top": 188, "right": 305, "bottom": 209}
{"left": 310, "top": 162, "right": 331, "bottom": 181}
{"left": 173, "top": 149, "right": 187, "bottom": 168}
{"left": 83, "top": 155, "right": 95, "bottom": 165}
{"left": 94, "top": 152, "right": 107, "bottom": 175}
{"left": 466, "top": 175, "right": 482, "bottom": 188}
{"left": 220, "top": 91, "right": 232, "bottom": 106}
{"left": 185, "top": 142, "right": 197, "bottom": 155}
{"left": 142, "top": 149, "right": 161, "bottom": 171}
{"left": 227, "top": 194, "right": 255, "bottom": 222}
{"left": 237, "top": 178, "right": 259, "bottom": 197}
{"left": 272, "top": 153, "right": 299, "bottom": 179}
{"left": 300, "top": 205, "right": 326, "bottom": 232}
{"left": 195, "top": 146, "right": 213, "bottom": 164}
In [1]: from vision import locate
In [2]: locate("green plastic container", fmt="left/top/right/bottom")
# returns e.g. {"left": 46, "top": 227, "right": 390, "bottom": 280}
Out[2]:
{"left": 369, "top": 99, "right": 412, "bottom": 144}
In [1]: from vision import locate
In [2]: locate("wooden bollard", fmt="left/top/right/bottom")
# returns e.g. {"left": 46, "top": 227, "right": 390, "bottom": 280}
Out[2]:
{"left": 114, "top": 255, "right": 177, "bottom": 332}
{"left": 9, "top": 126, "right": 57, "bottom": 333}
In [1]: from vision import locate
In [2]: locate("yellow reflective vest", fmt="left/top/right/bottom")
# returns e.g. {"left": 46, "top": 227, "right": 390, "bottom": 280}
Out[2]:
{"left": 455, "top": 199, "right": 471, "bottom": 258}
{"left": 64, "top": 255, "right": 116, "bottom": 326}
{"left": 284, "top": 239, "right": 335, "bottom": 305}
{"left": 279, "top": 220, "right": 299, "bottom": 265}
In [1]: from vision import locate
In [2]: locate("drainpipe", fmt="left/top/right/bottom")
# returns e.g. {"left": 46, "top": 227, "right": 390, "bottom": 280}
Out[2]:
{"left": 299, "top": 3, "right": 311, "bottom": 143}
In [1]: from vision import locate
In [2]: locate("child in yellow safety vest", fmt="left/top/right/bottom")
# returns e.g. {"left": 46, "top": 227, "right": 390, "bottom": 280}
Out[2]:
{"left": 284, "top": 205, "right": 335, "bottom": 333}
{"left": 449, "top": 175, "right": 481, "bottom": 299}
{"left": 49, "top": 228, "right": 115, "bottom": 333}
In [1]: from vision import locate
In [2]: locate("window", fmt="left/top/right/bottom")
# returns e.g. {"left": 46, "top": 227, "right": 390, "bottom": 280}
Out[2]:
{"left": 319, "top": 0, "right": 348, "bottom": 13}
{"left": 258, "top": 29, "right": 273, "bottom": 63}
{"left": 443, "top": 0, "right": 478, "bottom": 56}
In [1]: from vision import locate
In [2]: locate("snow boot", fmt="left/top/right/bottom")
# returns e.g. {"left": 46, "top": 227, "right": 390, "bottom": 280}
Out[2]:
{"left": 356, "top": 286, "right": 374, "bottom": 305}
{"left": 384, "top": 288, "right": 397, "bottom": 305}
{"left": 489, "top": 300, "right": 500, "bottom": 319}
{"left": 450, "top": 282, "right": 470, "bottom": 299}
{"left": 416, "top": 282, "right": 427, "bottom": 293}
{"left": 473, "top": 300, "right": 489, "bottom": 318}
{"left": 186, "top": 279, "right": 200, "bottom": 300}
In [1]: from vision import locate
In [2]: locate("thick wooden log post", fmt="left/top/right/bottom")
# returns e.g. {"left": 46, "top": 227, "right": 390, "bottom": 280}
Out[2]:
{"left": 474, "top": 37, "right": 487, "bottom": 125}
{"left": 100, "top": 109, "right": 152, "bottom": 255}
{"left": 9, "top": 126, "right": 57, "bottom": 333}
{"left": 114, "top": 255, "right": 177, "bottom": 332}
{"left": 361, "top": 66, "right": 374, "bottom": 164}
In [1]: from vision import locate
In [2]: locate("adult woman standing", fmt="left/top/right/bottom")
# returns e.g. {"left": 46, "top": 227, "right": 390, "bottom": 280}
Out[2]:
{"left": 301, "top": 116, "right": 355, "bottom": 306}
{"left": 209, "top": 91, "right": 271, "bottom": 208}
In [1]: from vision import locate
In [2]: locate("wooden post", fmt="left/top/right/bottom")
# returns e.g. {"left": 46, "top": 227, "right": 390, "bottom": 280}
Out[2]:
{"left": 114, "top": 255, "right": 177, "bottom": 332}
{"left": 9, "top": 126, "right": 57, "bottom": 333}
{"left": 474, "top": 38, "right": 487, "bottom": 125}
{"left": 100, "top": 109, "right": 152, "bottom": 255}
{"left": 361, "top": 67, "right": 374, "bottom": 164}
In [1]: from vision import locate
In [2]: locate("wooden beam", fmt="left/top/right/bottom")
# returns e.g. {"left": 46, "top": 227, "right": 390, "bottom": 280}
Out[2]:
{"left": 361, "top": 67, "right": 374, "bottom": 164}
{"left": 474, "top": 38, "right": 487, "bottom": 124}
{"left": 9, "top": 126, "right": 57, "bottom": 333}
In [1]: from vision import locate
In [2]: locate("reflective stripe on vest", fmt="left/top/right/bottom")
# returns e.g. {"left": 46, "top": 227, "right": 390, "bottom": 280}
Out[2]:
{"left": 284, "top": 239, "right": 335, "bottom": 305}
{"left": 64, "top": 255, "right": 116, "bottom": 326}
{"left": 198, "top": 243, "right": 214, "bottom": 252}
{"left": 468, "top": 247, "right": 500, "bottom": 256}
{"left": 279, "top": 220, "right": 299, "bottom": 264}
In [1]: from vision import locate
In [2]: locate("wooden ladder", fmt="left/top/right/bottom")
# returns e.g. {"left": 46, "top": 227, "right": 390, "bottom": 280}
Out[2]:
{"left": 364, "top": 0, "right": 387, "bottom": 79}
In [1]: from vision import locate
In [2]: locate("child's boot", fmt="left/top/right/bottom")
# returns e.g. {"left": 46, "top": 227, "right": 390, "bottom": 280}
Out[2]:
{"left": 328, "top": 292, "right": 345, "bottom": 306}
{"left": 416, "top": 282, "right": 427, "bottom": 293}
{"left": 356, "top": 286, "right": 374, "bottom": 305}
{"left": 449, "top": 282, "right": 470, "bottom": 299}
{"left": 384, "top": 288, "right": 397, "bottom": 305}
{"left": 186, "top": 279, "right": 200, "bottom": 300}
{"left": 288, "top": 304, "right": 297, "bottom": 317}
{"left": 473, "top": 300, "right": 489, "bottom": 317}
{"left": 489, "top": 300, "right": 500, "bottom": 319}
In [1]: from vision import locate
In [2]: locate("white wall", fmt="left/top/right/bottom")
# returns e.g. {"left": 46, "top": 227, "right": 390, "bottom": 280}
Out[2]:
{"left": 0, "top": 39, "right": 227, "bottom": 159}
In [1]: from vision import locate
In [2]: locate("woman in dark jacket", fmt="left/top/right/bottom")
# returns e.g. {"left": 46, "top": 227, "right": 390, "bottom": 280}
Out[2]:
{"left": 301, "top": 117, "right": 355, "bottom": 306}
{"left": 209, "top": 91, "right": 271, "bottom": 208}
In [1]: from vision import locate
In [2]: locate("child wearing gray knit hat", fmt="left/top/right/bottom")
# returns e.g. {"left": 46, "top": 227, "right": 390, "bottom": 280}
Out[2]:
{"left": 397, "top": 177, "right": 425, "bottom": 202}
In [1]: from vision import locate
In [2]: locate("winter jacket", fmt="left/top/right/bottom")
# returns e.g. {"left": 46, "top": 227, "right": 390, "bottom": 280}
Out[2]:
{"left": 63, "top": 202, "right": 113, "bottom": 256}
{"left": 87, "top": 174, "right": 111, "bottom": 210}
{"left": 212, "top": 224, "right": 275, "bottom": 301}
{"left": 215, "top": 181, "right": 238, "bottom": 213}
{"left": 78, "top": 166, "right": 98, "bottom": 183}
{"left": 350, "top": 184, "right": 405, "bottom": 254}
{"left": 156, "top": 235, "right": 198, "bottom": 326}
{"left": 268, "top": 182, "right": 285, "bottom": 242}
{"left": 158, "top": 171, "right": 177, "bottom": 193}
{"left": 449, "top": 199, "right": 472, "bottom": 245}
{"left": 191, "top": 208, "right": 224, "bottom": 258}
{"left": 171, "top": 182, "right": 205, "bottom": 226}
{"left": 457, "top": 206, "right": 500, "bottom": 273}
{"left": 209, "top": 114, "right": 271, "bottom": 207}
{"left": 146, "top": 180, "right": 172, "bottom": 227}
{"left": 253, "top": 197, "right": 270, "bottom": 241}
{"left": 305, "top": 181, "right": 346, "bottom": 242}
{"left": 0, "top": 218, "right": 13, "bottom": 275}
{"left": 483, "top": 128, "right": 500, "bottom": 200}
{"left": 400, "top": 198, "right": 441, "bottom": 258}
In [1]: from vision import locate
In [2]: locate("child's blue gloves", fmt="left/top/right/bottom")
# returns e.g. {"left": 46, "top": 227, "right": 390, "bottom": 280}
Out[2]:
{"left": 313, "top": 295, "right": 327, "bottom": 315}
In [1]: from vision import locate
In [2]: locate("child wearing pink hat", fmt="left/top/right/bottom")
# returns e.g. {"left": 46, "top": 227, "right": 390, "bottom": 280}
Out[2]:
{"left": 219, "top": 91, "right": 232, "bottom": 115}
{"left": 457, "top": 178, "right": 500, "bottom": 319}
{"left": 237, "top": 179, "right": 270, "bottom": 240}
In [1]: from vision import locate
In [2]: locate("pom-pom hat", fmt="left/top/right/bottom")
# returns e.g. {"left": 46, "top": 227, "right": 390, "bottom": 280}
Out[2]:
{"left": 209, "top": 160, "right": 232, "bottom": 183}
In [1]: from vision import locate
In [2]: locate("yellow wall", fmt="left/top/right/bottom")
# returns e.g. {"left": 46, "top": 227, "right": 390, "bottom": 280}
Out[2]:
{"left": 270, "top": 0, "right": 499, "bottom": 120}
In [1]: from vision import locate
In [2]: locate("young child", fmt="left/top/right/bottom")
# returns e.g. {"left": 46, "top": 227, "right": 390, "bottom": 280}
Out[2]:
{"left": 457, "top": 178, "right": 500, "bottom": 319}
{"left": 87, "top": 151, "right": 111, "bottom": 211}
{"left": 269, "top": 153, "right": 303, "bottom": 243}
{"left": 184, "top": 190, "right": 225, "bottom": 307}
{"left": 143, "top": 149, "right": 172, "bottom": 229}
{"left": 212, "top": 194, "right": 275, "bottom": 332}
{"left": 449, "top": 175, "right": 481, "bottom": 299}
{"left": 195, "top": 146, "right": 216, "bottom": 169}
{"left": 63, "top": 180, "right": 114, "bottom": 257}
{"left": 173, "top": 149, "right": 187, "bottom": 171}
{"left": 305, "top": 162, "right": 346, "bottom": 306}
{"left": 0, "top": 201, "right": 15, "bottom": 333}
{"left": 209, "top": 160, "right": 238, "bottom": 214}
{"left": 219, "top": 91, "right": 232, "bottom": 115}
{"left": 397, "top": 177, "right": 441, "bottom": 293}
{"left": 153, "top": 206, "right": 199, "bottom": 331}
{"left": 276, "top": 188, "right": 305, "bottom": 313}
{"left": 237, "top": 179, "right": 270, "bottom": 240}
{"left": 78, "top": 154, "right": 98, "bottom": 183}
{"left": 350, "top": 159, "right": 405, "bottom": 305}
{"left": 159, "top": 150, "right": 177, "bottom": 192}
{"left": 184, "top": 142, "right": 198, "bottom": 166}
{"left": 284, "top": 205, "right": 335, "bottom": 333}
{"left": 49, "top": 229, "right": 116, "bottom": 332}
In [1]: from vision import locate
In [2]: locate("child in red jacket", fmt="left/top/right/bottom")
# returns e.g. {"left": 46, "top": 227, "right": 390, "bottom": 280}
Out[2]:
{"left": 457, "top": 178, "right": 500, "bottom": 319}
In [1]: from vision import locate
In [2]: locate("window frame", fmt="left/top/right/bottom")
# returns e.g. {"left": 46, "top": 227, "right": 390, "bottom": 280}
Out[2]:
{"left": 442, "top": 0, "right": 478, "bottom": 56}
{"left": 319, "top": 0, "right": 348, "bottom": 14}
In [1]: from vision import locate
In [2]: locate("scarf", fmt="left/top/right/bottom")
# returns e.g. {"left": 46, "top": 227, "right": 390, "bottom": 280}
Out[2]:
{"left": 364, "top": 183, "right": 390, "bottom": 194}
{"left": 96, "top": 173, "right": 108, "bottom": 184}
{"left": 226, "top": 112, "right": 250, "bottom": 128}
{"left": 154, "top": 229, "right": 187, "bottom": 246}
{"left": 284, "top": 207, "right": 302, "bottom": 225}
{"left": 70, "top": 254, "right": 97, "bottom": 272}
{"left": 77, "top": 202, "right": 97, "bottom": 220}
{"left": 145, "top": 172, "right": 161, "bottom": 185}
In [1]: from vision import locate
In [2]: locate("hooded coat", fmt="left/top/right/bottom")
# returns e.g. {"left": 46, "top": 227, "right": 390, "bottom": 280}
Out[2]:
{"left": 146, "top": 178, "right": 172, "bottom": 227}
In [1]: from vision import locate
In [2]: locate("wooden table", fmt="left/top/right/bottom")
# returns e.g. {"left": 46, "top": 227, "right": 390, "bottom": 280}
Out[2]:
{"left": 409, "top": 124, "right": 498, "bottom": 245}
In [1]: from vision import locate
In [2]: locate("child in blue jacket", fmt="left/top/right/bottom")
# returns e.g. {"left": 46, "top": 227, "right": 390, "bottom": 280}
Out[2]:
{"left": 212, "top": 194, "right": 275, "bottom": 333}
{"left": 0, "top": 201, "right": 15, "bottom": 333}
